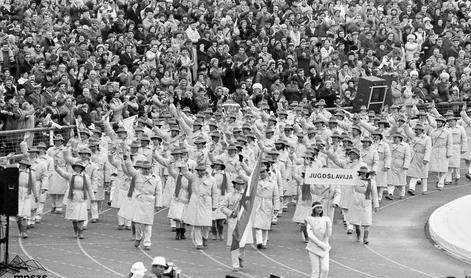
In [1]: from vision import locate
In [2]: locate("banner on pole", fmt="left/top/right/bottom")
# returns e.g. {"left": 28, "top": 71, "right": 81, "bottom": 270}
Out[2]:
{"left": 304, "top": 168, "right": 356, "bottom": 186}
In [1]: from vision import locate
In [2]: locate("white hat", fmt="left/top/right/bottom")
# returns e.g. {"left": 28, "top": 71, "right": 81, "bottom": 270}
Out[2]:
{"left": 410, "top": 70, "right": 419, "bottom": 77}
{"left": 130, "top": 262, "right": 147, "bottom": 274}
{"left": 252, "top": 83, "right": 263, "bottom": 91}
{"left": 152, "top": 256, "right": 167, "bottom": 266}
{"left": 131, "top": 271, "right": 145, "bottom": 278}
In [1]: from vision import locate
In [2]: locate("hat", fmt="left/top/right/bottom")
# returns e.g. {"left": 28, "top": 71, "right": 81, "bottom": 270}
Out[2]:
{"left": 392, "top": 133, "right": 404, "bottom": 140}
{"left": 139, "top": 134, "right": 150, "bottom": 141}
{"left": 397, "top": 115, "right": 407, "bottom": 122}
{"left": 79, "top": 129, "right": 91, "bottom": 136}
{"left": 371, "top": 129, "right": 383, "bottom": 138}
{"left": 116, "top": 126, "right": 127, "bottom": 133}
{"left": 19, "top": 159, "right": 32, "bottom": 167}
{"left": 352, "top": 125, "right": 362, "bottom": 132}
{"left": 343, "top": 136, "right": 353, "bottom": 143}
{"left": 194, "top": 136, "right": 207, "bottom": 144}
{"left": 140, "top": 161, "right": 152, "bottom": 169}
{"left": 414, "top": 123, "right": 424, "bottom": 130}
{"left": 195, "top": 164, "right": 207, "bottom": 171}
{"left": 210, "top": 131, "right": 221, "bottom": 138}
{"left": 170, "top": 126, "right": 180, "bottom": 132}
{"left": 331, "top": 131, "right": 341, "bottom": 138}
{"left": 252, "top": 83, "right": 263, "bottom": 91}
{"left": 232, "top": 176, "right": 246, "bottom": 184}
{"left": 348, "top": 148, "right": 361, "bottom": 156}
{"left": 267, "top": 148, "right": 280, "bottom": 156}
{"left": 89, "top": 140, "right": 100, "bottom": 147}
{"left": 53, "top": 134, "right": 65, "bottom": 141}
{"left": 193, "top": 120, "right": 203, "bottom": 127}
{"left": 212, "top": 159, "right": 226, "bottom": 169}
{"left": 130, "top": 141, "right": 141, "bottom": 148}
{"left": 28, "top": 147, "right": 40, "bottom": 153}
{"left": 278, "top": 110, "right": 288, "bottom": 116}
{"left": 307, "top": 127, "right": 316, "bottom": 134}
{"left": 71, "top": 161, "right": 86, "bottom": 169}
{"left": 284, "top": 124, "right": 294, "bottom": 130}
{"left": 152, "top": 257, "right": 167, "bottom": 267}
{"left": 150, "top": 133, "right": 162, "bottom": 140}
{"left": 36, "top": 142, "right": 47, "bottom": 149}
{"left": 78, "top": 147, "right": 92, "bottom": 155}
{"left": 361, "top": 136, "right": 373, "bottom": 144}
{"left": 130, "top": 262, "right": 147, "bottom": 274}
{"left": 314, "top": 118, "right": 326, "bottom": 125}
{"left": 435, "top": 117, "right": 446, "bottom": 123}
{"left": 227, "top": 144, "right": 237, "bottom": 151}
{"left": 328, "top": 118, "right": 338, "bottom": 125}
{"left": 357, "top": 166, "right": 370, "bottom": 175}
{"left": 315, "top": 99, "right": 326, "bottom": 107}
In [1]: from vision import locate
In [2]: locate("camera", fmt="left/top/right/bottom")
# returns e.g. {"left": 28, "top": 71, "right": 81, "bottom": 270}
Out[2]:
{"left": 163, "top": 262, "right": 181, "bottom": 278}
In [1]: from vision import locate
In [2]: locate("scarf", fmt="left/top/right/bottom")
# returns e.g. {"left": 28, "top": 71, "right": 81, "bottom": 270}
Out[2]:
{"left": 27, "top": 169, "right": 34, "bottom": 195}
{"left": 301, "top": 183, "right": 312, "bottom": 201}
{"left": 212, "top": 171, "right": 228, "bottom": 195}
{"left": 365, "top": 180, "right": 372, "bottom": 200}
{"left": 127, "top": 175, "right": 137, "bottom": 198}
{"left": 68, "top": 174, "right": 89, "bottom": 200}
{"left": 175, "top": 174, "right": 192, "bottom": 199}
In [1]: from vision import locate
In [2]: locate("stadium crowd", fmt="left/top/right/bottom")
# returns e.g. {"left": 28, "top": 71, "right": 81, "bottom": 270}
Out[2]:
{"left": 1, "top": 0, "right": 471, "bottom": 130}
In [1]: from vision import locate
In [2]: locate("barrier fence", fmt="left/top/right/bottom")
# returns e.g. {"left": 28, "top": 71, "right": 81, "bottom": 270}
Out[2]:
{"left": 0, "top": 125, "right": 76, "bottom": 158}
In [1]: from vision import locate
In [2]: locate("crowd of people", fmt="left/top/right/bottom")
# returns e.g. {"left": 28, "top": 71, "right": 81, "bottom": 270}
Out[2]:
{"left": 3, "top": 99, "right": 471, "bottom": 277}
{"left": 2, "top": 0, "right": 471, "bottom": 132}
{"left": 2, "top": 0, "right": 471, "bottom": 277}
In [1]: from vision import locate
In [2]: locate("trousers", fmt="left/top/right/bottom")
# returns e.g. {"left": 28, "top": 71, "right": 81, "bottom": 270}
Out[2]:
{"left": 387, "top": 185, "right": 405, "bottom": 197}
{"left": 308, "top": 251, "right": 329, "bottom": 278}
{"left": 135, "top": 223, "right": 153, "bottom": 247}
{"left": 255, "top": 229, "right": 268, "bottom": 245}
{"left": 409, "top": 178, "right": 428, "bottom": 192}
{"left": 231, "top": 247, "right": 245, "bottom": 268}
{"left": 50, "top": 194, "right": 64, "bottom": 211}
{"left": 192, "top": 226, "right": 210, "bottom": 246}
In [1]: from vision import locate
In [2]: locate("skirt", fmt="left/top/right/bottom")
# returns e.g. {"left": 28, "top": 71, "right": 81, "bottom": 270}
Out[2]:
{"left": 65, "top": 199, "right": 89, "bottom": 221}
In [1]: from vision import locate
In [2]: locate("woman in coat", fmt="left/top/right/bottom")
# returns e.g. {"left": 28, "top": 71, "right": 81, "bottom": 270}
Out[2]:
{"left": 17, "top": 159, "right": 38, "bottom": 239}
{"left": 404, "top": 124, "right": 432, "bottom": 195}
{"left": 55, "top": 161, "right": 95, "bottom": 239}
{"left": 181, "top": 163, "right": 218, "bottom": 249}
{"left": 108, "top": 151, "right": 132, "bottom": 230}
{"left": 46, "top": 135, "right": 67, "bottom": 214}
{"left": 371, "top": 130, "right": 391, "bottom": 201}
{"left": 325, "top": 147, "right": 366, "bottom": 235}
{"left": 124, "top": 158, "right": 162, "bottom": 250}
{"left": 458, "top": 106, "right": 471, "bottom": 179}
{"left": 305, "top": 201, "right": 332, "bottom": 278}
{"left": 210, "top": 159, "right": 232, "bottom": 241}
{"left": 386, "top": 133, "right": 411, "bottom": 200}
{"left": 349, "top": 166, "right": 379, "bottom": 244}
{"left": 429, "top": 117, "right": 453, "bottom": 190}
{"left": 445, "top": 116, "right": 467, "bottom": 184}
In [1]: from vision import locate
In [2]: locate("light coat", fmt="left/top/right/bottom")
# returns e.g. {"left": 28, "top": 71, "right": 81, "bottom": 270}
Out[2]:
{"left": 47, "top": 146, "right": 68, "bottom": 194}
{"left": 387, "top": 141, "right": 411, "bottom": 186}
{"left": 253, "top": 177, "right": 281, "bottom": 230}
{"left": 182, "top": 173, "right": 218, "bottom": 227}
{"left": 347, "top": 178, "right": 379, "bottom": 226}
{"left": 458, "top": 111, "right": 471, "bottom": 161}
{"left": 429, "top": 127, "right": 453, "bottom": 173}
{"left": 448, "top": 125, "right": 467, "bottom": 168}
{"left": 372, "top": 140, "right": 391, "bottom": 187}
{"left": 407, "top": 133, "right": 432, "bottom": 179}
{"left": 125, "top": 160, "right": 162, "bottom": 225}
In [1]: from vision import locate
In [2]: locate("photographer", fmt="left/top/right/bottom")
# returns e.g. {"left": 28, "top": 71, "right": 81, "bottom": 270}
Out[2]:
{"left": 144, "top": 257, "right": 179, "bottom": 278}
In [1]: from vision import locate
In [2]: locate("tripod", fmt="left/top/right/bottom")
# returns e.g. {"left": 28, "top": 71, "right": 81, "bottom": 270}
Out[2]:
{"left": 0, "top": 215, "right": 45, "bottom": 275}
{"left": 0, "top": 215, "right": 22, "bottom": 273}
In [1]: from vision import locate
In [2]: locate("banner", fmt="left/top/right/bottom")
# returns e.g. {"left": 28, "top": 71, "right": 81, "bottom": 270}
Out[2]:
{"left": 304, "top": 167, "right": 356, "bottom": 186}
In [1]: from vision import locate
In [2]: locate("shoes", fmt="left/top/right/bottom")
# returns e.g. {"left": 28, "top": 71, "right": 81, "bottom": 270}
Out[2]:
{"left": 282, "top": 208, "right": 288, "bottom": 212}
{"left": 347, "top": 229, "right": 353, "bottom": 235}
{"left": 91, "top": 219, "right": 97, "bottom": 223}
{"left": 27, "top": 224, "right": 34, "bottom": 229}
{"left": 416, "top": 180, "right": 422, "bottom": 185}
{"left": 232, "top": 267, "right": 240, "bottom": 272}
{"left": 203, "top": 238, "right": 208, "bottom": 247}
{"left": 399, "top": 196, "right": 404, "bottom": 200}
{"left": 385, "top": 194, "right": 393, "bottom": 200}
{"left": 78, "top": 230, "right": 84, "bottom": 240}
{"left": 134, "top": 239, "right": 141, "bottom": 248}
{"left": 364, "top": 240, "right": 369, "bottom": 245}
{"left": 180, "top": 228, "right": 186, "bottom": 240}
{"left": 407, "top": 189, "right": 415, "bottom": 196}
{"left": 171, "top": 227, "right": 176, "bottom": 232}
{"left": 175, "top": 228, "right": 181, "bottom": 240}
{"left": 35, "top": 219, "right": 41, "bottom": 224}
{"left": 196, "top": 245, "right": 203, "bottom": 250}
{"left": 143, "top": 246, "right": 151, "bottom": 250}
{"left": 125, "top": 226, "right": 131, "bottom": 230}
{"left": 256, "top": 244, "right": 263, "bottom": 250}
{"left": 466, "top": 173, "right": 471, "bottom": 180}
{"left": 118, "top": 225, "right": 124, "bottom": 230}
{"left": 82, "top": 226, "right": 87, "bottom": 230}
{"left": 21, "top": 233, "right": 28, "bottom": 239}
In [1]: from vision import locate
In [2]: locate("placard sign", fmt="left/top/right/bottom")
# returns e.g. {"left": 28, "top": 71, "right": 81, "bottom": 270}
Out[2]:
{"left": 304, "top": 168, "right": 356, "bottom": 186}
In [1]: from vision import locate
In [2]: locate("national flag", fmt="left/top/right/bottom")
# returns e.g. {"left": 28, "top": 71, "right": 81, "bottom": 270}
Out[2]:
{"left": 230, "top": 152, "right": 263, "bottom": 251}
